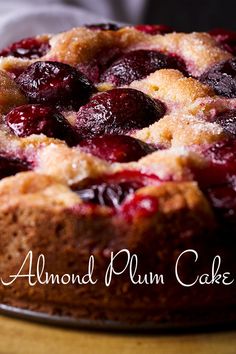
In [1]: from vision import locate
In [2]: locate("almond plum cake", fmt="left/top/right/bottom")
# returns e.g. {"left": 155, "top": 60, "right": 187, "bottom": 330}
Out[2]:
{"left": 0, "top": 24, "right": 235, "bottom": 326}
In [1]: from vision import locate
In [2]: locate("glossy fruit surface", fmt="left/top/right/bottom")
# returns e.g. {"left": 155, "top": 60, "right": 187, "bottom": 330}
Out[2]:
{"left": 194, "top": 140, "right": 236, "bottom": 187}
{"left": 120, "top": 194, "right": 159, "bottom": 220}
{"left": 79, "top": 134, "right": 156, "bottom": 162}
{"left": 0, "top": 37, "right": 50, "bottom": 59}
{"left": 6, "top": 104, "right": 80, "bottom": 146}
{"left": 200, "top": 59, "right": 236, "bottom": 98}
{"left": 215, "top": 110, "right": 236, "bottom": 137}
{"left": 135, "top": 24, "right": 173, "bottom": 35}
{"left": 85, "top": 23, "right": 120, "bottom": 31}
{"left": 73, "top": 170, "right": 160, "bottom": 208}
{"left": 16, "top": 61, "right": 95, "bottom": 109}
{"left": 0, "top": 154, "right": 30, "bottom": 179}
{"left": 194, "top": 140, "right": 236, "bottom": 233}
{"left": 101, "top": 49, "right": 186, "bottom": 86}
{"left": 76, "top": 88, "right": 165, "bottom": 138}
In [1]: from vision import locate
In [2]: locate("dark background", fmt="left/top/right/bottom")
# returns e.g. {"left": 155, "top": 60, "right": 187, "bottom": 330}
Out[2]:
{"left": 64, "top": 0, "right": 236, "bottom": 32}
{"left": 143, "top": 0, "right": 236, "bottom": 31}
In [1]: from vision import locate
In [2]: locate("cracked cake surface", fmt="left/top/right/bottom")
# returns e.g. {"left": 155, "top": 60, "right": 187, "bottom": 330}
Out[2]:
{"left": 0, "top": 24, "right": 235, "bottom": 326}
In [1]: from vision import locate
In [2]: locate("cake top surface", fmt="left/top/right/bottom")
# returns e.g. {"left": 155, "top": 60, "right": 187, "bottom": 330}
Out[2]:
{"left": 0, "top": 24, "right": 235, "bottom": 228}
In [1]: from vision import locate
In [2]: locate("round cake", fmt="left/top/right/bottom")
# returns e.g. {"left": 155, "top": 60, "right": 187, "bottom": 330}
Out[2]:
{"left": 0, "top": 23, "right": 235, "bottom": 327}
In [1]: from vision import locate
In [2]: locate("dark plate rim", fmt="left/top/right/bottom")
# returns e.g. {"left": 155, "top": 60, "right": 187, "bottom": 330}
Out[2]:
{"left": 1, "top": 303, "right": 236, "bottom": 333}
